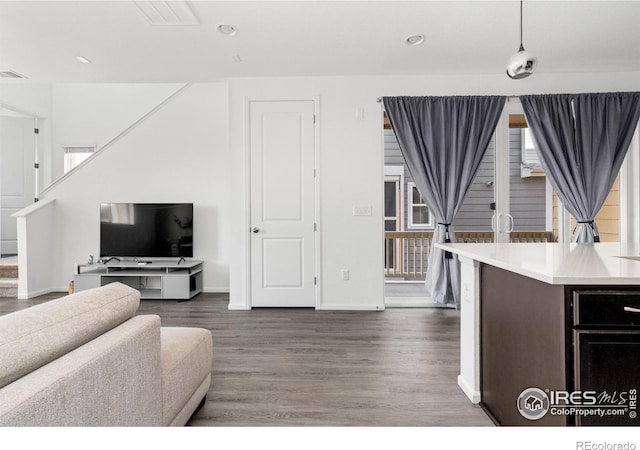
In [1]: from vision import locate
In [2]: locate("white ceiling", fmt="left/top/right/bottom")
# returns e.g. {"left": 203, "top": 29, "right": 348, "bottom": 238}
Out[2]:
{"left": 1, "top": 0, "right": 639, "bottom": 83}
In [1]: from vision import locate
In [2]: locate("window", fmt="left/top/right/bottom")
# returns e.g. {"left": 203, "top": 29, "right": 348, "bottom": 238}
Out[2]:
{"left": 384, "top": 177, "right": 401, "bottom": 231}
{"left": 63, "top": 145, "right": 97, "bottom": 173}
{"left": 408, "top": 182, "right": 433, "bottom": 229}
{"left": 383, "top": 169, "right": 404, "bottom": 272}
{"left": 521, "top": 129, "right": 545, "bottom": 178}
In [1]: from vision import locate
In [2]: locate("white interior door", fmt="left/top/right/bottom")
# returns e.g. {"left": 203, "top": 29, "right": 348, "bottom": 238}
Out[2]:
{"left": 250, "top": 100, "right": 316, "bottom": 307}
{"left": 1, "top": 116, "right": 35, "bottom": 256}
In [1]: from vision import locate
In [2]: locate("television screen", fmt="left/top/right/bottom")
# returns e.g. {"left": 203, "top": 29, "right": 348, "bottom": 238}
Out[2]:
{"left": 100, "top": 203, "right": 193, "bottom": 258}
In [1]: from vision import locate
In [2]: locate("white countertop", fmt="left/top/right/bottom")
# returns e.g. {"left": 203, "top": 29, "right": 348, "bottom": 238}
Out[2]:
{"left": 436, "top": 242, "right": 640, "bottom": 285}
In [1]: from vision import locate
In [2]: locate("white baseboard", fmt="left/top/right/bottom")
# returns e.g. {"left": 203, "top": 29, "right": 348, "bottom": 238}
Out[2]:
{"left": 227, "top": 303, "right": 250, "bottom": 310}
{"left": 457, "top": 374, "right": 481, "bottom": 404}
{"left": 202, "top": 287, "right": 229, "bottom": 294}
{"left": 227, "top": 303, "right": 385, "bottom": 311}
{"left": 228, "top": 303, "right": 385, "bottom": 311}
{"left": 317, "top": 303, "right": 385, "bottom": 311}
{"left": 384, "top": 297, "right": 450, "bottom": 308}
{"left": 19, "top": 287, "right": 56, "bottom": 299}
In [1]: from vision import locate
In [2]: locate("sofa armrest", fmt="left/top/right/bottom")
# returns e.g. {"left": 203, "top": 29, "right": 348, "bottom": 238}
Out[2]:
{"left": 0, "top": 315, "right": 162, "bottom": 426}
{"left": 160, "top": 327, "right": 213, "bottom": 426}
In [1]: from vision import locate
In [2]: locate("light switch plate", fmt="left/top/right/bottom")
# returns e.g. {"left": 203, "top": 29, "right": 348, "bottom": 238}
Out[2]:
{"left": 353, "top": 205, "right": 372, "bottom": 216}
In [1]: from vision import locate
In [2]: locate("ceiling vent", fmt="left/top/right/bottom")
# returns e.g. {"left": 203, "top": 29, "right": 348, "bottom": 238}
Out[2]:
{"left": 0, "top": 70, "right": 27, "bottom": 79}
{"left": 134, "top": 1, "right": 200, "bottom": 26}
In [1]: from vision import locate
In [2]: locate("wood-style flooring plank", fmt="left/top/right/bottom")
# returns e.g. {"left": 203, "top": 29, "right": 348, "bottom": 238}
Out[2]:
{"left": 0, "top": 292, "right": 493, "bottom": 426}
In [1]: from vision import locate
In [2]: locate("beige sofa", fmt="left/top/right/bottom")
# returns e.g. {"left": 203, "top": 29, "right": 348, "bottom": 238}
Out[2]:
{"left": 0, "top": 282, "right": 212, "bottom": 426}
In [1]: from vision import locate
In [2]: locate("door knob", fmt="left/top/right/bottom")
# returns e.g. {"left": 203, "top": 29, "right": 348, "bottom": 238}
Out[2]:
{"left": 252, "top": 227, "right": 260, "bottom": 234}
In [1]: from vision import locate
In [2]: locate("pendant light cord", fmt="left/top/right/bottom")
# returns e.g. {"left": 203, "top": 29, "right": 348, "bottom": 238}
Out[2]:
{"left": 519, "top": 0, "right": 525, "bottom": 52}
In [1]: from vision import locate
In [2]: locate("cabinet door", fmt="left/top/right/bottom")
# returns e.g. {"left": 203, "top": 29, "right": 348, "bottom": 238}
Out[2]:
{"left": 162, "top": 276, "right": 189, "bottom": 299}
{"left": 74, "top": 274, "right": 101, "bottom": 292}
{"left": 573, "top": 290, "right": 640, "bottom": 327}
{"left": 575, "top": 331, "right": 640, "bottom": 426}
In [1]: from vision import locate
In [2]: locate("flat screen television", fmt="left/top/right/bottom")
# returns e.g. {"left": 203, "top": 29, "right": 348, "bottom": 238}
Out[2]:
{"left": 100, "top": 203, "right": 193, "bottom": 258}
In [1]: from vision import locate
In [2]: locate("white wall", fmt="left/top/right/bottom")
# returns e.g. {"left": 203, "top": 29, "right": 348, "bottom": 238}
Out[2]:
{"left": 0, "top": 83, "right": 53, "bottom": 192}
{"left": 14, "top": 199, "right": 56, "bottom": 298}
{"left": 42, "top": 83, "right": 230, "bottom": 292}
{"left": 228, "top": 71, "right": 640, "bottom": 310}
{"left": 228, "top": 78, "right": 387, "bottom": 310}
{"left": 7, "top": 70, "right": 640, "bottom": 306}
{"left": 51, "top": 83, "right": 185, "bottom": 182}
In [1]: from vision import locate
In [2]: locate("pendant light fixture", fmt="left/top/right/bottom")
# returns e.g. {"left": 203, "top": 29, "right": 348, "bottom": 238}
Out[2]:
{"left": 506, "top": 0, "right": 538, "bottom": 79}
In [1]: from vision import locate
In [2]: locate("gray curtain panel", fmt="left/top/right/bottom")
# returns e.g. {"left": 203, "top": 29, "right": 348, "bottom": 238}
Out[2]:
{"left": 383, "top": 96, "right": 506, "bottom": 306}
{"left": 521, "top": 92, "right": 640, "bottom": 242}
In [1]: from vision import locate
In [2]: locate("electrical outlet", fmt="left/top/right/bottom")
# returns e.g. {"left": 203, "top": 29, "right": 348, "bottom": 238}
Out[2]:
{"left": 341, "top": 270, "right": 350, "bottom": 281}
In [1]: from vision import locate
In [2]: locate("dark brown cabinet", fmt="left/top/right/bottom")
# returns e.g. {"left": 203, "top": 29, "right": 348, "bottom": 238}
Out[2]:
{"left": 480, "top": 265, "right": 640, "bottom": 426}
{"left": 574, "top": 332, "right": 640, "bottom": 425}
{"left": 480, "top": 264, "right": 567, "bottom": 426}
{"left": 573, "top": 290, "right": 640, "bottom": 426}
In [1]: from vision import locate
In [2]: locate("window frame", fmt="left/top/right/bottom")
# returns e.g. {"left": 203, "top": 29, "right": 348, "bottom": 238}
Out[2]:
{"left": 407, "top": 181, "right": 434, "bottom": 230}
{"left": 384, "top": 175, "right": 402, "bottom": 232}
{"left": 63, "top": 144, "right": 97, "bottom": 174}
{"left": 520, "top": 128, "right": 546, "bottom": 178}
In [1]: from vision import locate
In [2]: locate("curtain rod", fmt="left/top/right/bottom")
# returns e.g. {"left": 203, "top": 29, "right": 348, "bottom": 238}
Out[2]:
{"left": 376, "top": 95, "right": 521, "bottom": 103}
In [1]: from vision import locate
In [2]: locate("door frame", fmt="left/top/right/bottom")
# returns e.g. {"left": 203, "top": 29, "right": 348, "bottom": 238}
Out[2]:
{"left": 496, "top": 100, "right": 638, "bottom": 244}
{"left": 243, "top": 96, "right": 321, "bottom": 309}
{"left": 494, "top": 101, "right": 512, "bottom": 243}
{"left": 0, "top": 110, "right": 40, "bottom": 256}
{"left": 620, "top": 125, "right": 640, "bottom": 243}
{"left": 0, "top": 102, "right": 42, "bottom": 201}
{"left": 494, "top": 99, "right": 565, "bottom": 243}
{"left": 383, "top": 165, "right": 404, "bottom": 232}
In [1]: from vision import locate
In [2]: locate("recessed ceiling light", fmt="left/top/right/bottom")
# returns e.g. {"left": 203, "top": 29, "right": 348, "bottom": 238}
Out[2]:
{"left": 0, "top": 70, "right": 28, "bottom": 79}
{"left": 76, "top": 56, "right": 92, "bottom": 64}
{"left": 231, "top": 54, "right": 243, "bottom": 63}
{"left": 405, "top": 34, "right": 425, "bottom": 46}
{"left": 217, "top": 24, "right": 237, "bottom": 36}
{"left": 134, "top": 1, "right": 200, "bottom": 26}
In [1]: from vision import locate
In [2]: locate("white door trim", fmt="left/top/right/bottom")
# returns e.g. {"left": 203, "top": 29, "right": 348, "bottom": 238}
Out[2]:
{"left": 243, "top": 97, "right": 320, "bottom": 309}
{"left": 620, "top": 124, "right": 640, "bottom": 243}
{"left": 494, "top": 102, "right": 512, "bottom": 243}
{"left": 1, "top": 116, "right": 37, "bottom": 256}
{"left": 496, "top": 99, "right": 566, "bottom": 242}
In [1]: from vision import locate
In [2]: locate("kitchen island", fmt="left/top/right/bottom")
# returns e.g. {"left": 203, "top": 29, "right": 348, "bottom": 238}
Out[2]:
{"left": 436, "top": 242, "right": 640, "bottom": 426}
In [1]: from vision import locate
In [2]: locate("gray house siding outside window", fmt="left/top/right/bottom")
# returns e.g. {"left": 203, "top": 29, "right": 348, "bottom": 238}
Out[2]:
{"left": 384, "top": 128, "right": 546, "bottom": 232}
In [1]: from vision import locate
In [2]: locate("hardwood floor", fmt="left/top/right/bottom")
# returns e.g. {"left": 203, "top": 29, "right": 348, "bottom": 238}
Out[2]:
{"left": 0, "top": 292, "right": 493, "bottom": 427}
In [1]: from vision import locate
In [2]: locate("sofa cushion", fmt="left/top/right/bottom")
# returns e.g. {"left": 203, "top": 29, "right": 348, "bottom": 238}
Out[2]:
{"left": 0, "top": 315, "right": 162, "bottom": 426}
{"left": 160, "top": 327, "right": 213, "bottom": 426}
{"left": 0, "top": 282, "right": 140, "bottom": 389}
